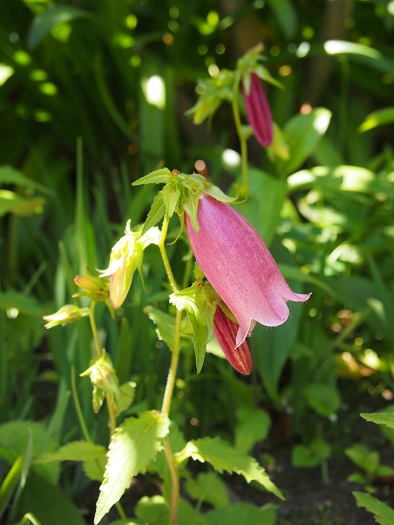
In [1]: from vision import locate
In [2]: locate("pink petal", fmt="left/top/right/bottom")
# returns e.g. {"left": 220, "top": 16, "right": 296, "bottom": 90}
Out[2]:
{"left": 213, "top": 307, "right": 252, "bottom": 374}
{"left": 242, "top": 73, "right": 273, "bottom": 147}
{"left": 186, "top": 195, "right": 310, "bottom": 347}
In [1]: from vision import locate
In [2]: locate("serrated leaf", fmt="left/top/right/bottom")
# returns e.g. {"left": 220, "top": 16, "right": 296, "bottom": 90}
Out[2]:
{"left": 176, "top": 437, "right": 283, "bottom": 500}
{"left": 354, "top": 491, "right": 394, "bottom": 525}
{"left": 35, "top": 441, "right": 106, "bottom": 464}
{"left": 132, "top": 168, "right": 172, "bottom": 186}
{"left": 206, "top": 502, "right": 276, "bottom": 525}
{"left": 94, "top": 411, "right": 170, "bottom": 524}
{"left": 83, "top": 454, "right": 107, "bottom": 482}
{"left": 361, "top": 412, "right": 394, "bottom": 431}
{"left": 141, "top": 192, "right": 165, "bottom": 235}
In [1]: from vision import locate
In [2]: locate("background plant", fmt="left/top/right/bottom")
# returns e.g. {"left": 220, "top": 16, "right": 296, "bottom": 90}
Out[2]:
{"left": 1, "top": 0, "right": 394, "bottom": 523}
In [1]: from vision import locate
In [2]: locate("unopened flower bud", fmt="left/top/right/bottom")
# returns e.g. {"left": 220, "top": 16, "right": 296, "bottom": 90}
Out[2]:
{"left": 80, "top": 351, "right": 121, "bottom": 414}
{"left": 43, "top": 304, "right": 89, "bottom": 329}
{"left": 73, "top": 274, "right": 110, "bottom": 302}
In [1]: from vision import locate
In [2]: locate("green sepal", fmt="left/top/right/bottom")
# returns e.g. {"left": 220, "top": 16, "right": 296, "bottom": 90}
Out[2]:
{"left": 132, "top": 167, "right": 172, "bottom": 186}
{"left": 141, "top": 192, "right": 166, "bottom": 235}
{"left": 204, "top": 184, "right": 238, "bottom": 204}
{"left": 162, "top": 182, "right": 182, "bottom": 219}
{"left": 170, "top": 282, "right": 216, "bottom": 373}
{"left": 182, "top": 193, "right": 201, "bottom": 232}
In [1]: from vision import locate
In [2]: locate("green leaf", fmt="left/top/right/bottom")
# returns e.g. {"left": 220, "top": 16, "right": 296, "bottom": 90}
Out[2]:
{"left": 0, "top": 292, "right": 43, "bottom": 316}
{"left": 359, "top": 107, "right": 394, "bottom": 132}
{"left": 117, "top": 381, "right": 137, "bottom": 416}
{"left": 277, "top": 108, "right": 331, "bottom": 176}
{"left": 170, "top": 283, "right": 216, "bottom": 373}
{"left": 361, "top": 411, "right": 394, "bottom": 431}
{"left": 303, "top": 384, "right": 340, "bottom": 417}
{"left": 292, "top": 440, "right": 331, "bottom": 468}
{"left": 141, "top": 192, "right": 166, "bottom": 235}
{"left": 237, "top": 168, "right": 287, "bottom": 246}
{"left": 132, "top": 168, "right": 172, "bottom": 186}
{"left": 0, "top": 165, "right": 50, "bottom": 194}
{"left": 185, "top": 472, "right": 230, "bottom": 509}
{"left": 206, "top": 502, "right": 276, "bottom": 525}
{"left": 345, "top": 445, "right": 379, "bottom": 475}
{"left": 266, "top": 0, "right": 297, "bottom": 39}
{"left": 354, "top": 491, "right": 394, "bottom": 525}
{"left": 144, "top": 306, "right": 192, "bottom": 350}
{"left": 0, "top": 420, "right": 59, "bottom": 485}
{"left": 136, "top": 495, "right": 209, "bottom": 525}
{"left": 235, "top": 408, "right": 271, "bottom": 453}
{"left": 28, "top": 6, "right": 91, "bottom": 48}
{"left": 16, "top": 473, "right": 86, "bottom": 525}
{"left": 35, "top": 441, "right": 106, "bottom": 464}
{"left": 0, "top": 455, "right": 24, "bottom": 520}
{"left": 176, "top": 437, "right": 283, "bottom": 499}
{"left": 94, "top": 411, "right": 170, "bottom": 524}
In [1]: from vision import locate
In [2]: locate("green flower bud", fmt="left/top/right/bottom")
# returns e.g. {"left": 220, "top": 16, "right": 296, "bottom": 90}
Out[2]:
{"left": 43, "top": 304, "right": 89, "bottom": 329}
{"left": 73, "top": 274, "right": 110, "bottom": 302}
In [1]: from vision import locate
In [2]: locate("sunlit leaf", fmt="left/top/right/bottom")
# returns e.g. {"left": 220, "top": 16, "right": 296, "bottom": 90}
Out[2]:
{"left": 94, "top": 411, "right": 170, "bottom": 524}
{"left": 354, "top": 491, "right": 394, "bottom": 525}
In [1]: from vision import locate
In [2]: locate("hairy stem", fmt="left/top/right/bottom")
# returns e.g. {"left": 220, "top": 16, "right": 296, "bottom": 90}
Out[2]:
{"left": 164, "top": 439, "right": 180, "bottom": 525}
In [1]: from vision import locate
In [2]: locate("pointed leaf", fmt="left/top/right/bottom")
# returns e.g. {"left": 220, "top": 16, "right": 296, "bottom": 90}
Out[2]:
{"left": 141, "top": 192, "right": 165, "bottom": 235}
{"left": 94, "top": 411, "right": 170, "bottom": 524}
{"left": 176, "top": 437, "right": 283, "bottom": 499}
{"left": 132, "top": 168, "right": 172, "bottom": 186}
{"left": 354, "top": 491, "right": 394, "bottom": 525}
{"left": 361, "top": 411, "right": 394, "bottom": 431}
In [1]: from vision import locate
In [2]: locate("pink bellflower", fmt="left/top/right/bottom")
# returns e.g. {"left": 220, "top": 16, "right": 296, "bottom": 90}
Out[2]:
{"left": 242, "top": 72, "right": 273, "bottom": 147}
{"left": 185, "top": 195, "right": 311, "bottom": 355}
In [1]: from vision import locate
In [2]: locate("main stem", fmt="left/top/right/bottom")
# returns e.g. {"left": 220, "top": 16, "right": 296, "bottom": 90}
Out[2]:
{"left": 158, "top": 215, "right": 182, "bottom": 525}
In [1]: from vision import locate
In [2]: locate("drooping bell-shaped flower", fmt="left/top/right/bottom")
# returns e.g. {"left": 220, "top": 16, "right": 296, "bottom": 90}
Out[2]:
{"left": 99, "top": 221, "right": 161, "bottom": 309}
{"left": 242, "top": 72, "right": 273, "bottom": 147}
{"left": 185, "top": 195, "right": 310, "bottom": 348}
{"left": 213, "top": 306, "right": 252, "bottom": 375}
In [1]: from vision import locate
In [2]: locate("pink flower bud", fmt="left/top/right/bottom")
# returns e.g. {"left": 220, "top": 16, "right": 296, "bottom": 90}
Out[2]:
{"left": 186, "top": 195, "right": 310, "bottom": 351}
{"left": 242, "top": 72, "right": 273, "bottom": 147}
{"left": 214, "top": 306, "right": 252, "bottom": 375}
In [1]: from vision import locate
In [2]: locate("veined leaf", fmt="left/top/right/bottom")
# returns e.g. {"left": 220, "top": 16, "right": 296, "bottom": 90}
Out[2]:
{"left": 176, "top": 437, "right": 283, "bottom": 500}
{"left": 141, "top": 192, "right": 165, "bottom": 235}
{"left": 94, "top": 411, "right": 170, "bottom": 524}
{"left": 136, "top": 495, "right": 209, "bottom": 525}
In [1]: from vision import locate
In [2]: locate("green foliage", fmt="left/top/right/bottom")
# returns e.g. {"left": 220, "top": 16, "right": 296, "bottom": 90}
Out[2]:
{"left": 354, "top": 491, "right": 394, "bottom": 525}
{"left": 95, "top": 411, "right": 170, "bottom": 524}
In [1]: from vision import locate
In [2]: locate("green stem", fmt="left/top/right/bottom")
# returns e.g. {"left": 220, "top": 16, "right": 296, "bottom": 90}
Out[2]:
{"left": 231, "top": 94, "right": 249, "bottom": 196}
{"left": 164, "top": 439, "right": 180, "bottom": 525}
{"left": 89, "top": 302, "right": 102, "bottom": 358}
{"left": 158, "top": 216, "right": 183, "bottom": 524}
{"left": 89, "top": 301, "right": 117, "bottom": 436}
{"left": 158, "top": 216, "right": 178, "bottom": 293}
{"left": 71, "top": 366, "right": 92, "bottom": 443}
